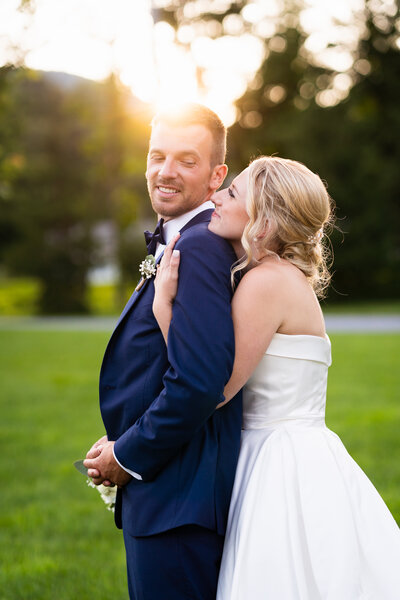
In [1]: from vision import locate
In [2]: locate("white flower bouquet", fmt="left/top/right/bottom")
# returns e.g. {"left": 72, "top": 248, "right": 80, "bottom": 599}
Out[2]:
{"left": 87, "top": 479, "right": 117, "bottom": 512}
{"left": 74, "top": 459, "right": 117, "bottom": 513}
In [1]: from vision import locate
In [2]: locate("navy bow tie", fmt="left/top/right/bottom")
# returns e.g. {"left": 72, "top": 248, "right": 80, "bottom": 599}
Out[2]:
{"left": 144, "top": 218, "right": 166, "bottom": 256}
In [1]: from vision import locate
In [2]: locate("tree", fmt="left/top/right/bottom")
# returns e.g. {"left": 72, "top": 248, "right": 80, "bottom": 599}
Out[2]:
{"left": 280, "top": 3, "right": 400, "bottom": 300}
{"left": 153, "top": 0, "right": 399, "bottom": 301}
{"left": 0, "top": 68, "right": 154, "bottom": 313}
{"left": 1, "top": 71, "right": 98, "bottom": 312}
{"left": 0, "top": 66, "right": 23, "bottom": 264}
{"left": 86, "top": 74, "right": 152, "bottom": 305}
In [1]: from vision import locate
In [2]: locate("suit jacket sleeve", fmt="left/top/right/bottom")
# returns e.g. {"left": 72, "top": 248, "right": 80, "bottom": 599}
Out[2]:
{"left": 113, "top": 229, "right": 236, "bottom": 481}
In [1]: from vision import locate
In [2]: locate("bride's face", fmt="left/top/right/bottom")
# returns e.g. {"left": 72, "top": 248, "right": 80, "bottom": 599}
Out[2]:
{"left": 208, "top": 167, "right": 249, "bottom": 243}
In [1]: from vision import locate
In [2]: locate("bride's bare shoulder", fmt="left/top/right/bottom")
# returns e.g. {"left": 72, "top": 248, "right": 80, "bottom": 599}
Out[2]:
{"left": 234, "top": 258, "right": 324, "bottom": 336}
{"left": 237, "top": 257, "right": 302, "bottom": 294}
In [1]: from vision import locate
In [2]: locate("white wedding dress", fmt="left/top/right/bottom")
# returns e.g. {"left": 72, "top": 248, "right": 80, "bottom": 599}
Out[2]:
{"left": 217, "top": 333, "right": 400, "bottom": 600}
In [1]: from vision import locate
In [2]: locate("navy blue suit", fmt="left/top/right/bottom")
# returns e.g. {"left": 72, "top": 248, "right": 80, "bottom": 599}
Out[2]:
{"left": 99, "top": 209, "right": 242, "bottom": 598}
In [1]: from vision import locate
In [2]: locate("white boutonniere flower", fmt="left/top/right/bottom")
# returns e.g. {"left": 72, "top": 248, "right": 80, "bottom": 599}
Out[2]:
{"left": 139, "top": 254, "right": 156, "bottom": 279}
{"left": 136, "top": 254, "right": 157, "bottom": 291}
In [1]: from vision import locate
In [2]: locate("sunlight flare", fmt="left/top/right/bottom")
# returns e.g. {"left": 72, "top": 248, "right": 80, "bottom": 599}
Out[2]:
{"left": 0, "top": 0, "right": 369, "bottom": 124}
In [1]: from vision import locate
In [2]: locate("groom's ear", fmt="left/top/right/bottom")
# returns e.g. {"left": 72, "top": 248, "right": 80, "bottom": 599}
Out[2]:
{"left": 210, "top": 164, "right": 228, "bottom": 192}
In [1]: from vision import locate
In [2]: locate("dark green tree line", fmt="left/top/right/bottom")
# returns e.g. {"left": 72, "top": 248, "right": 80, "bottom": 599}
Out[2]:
{"left": 0, "top": 69, "right": 151, "bottom": 313}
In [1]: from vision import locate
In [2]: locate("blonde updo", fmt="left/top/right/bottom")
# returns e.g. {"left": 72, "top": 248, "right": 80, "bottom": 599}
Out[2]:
{"left": 232, "top": 156, "right": 334, "bottom": 298}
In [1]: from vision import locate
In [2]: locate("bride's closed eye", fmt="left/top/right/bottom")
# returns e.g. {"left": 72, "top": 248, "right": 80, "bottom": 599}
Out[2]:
{"left": 228, "top": 187, "right": 235, "bottom": 198}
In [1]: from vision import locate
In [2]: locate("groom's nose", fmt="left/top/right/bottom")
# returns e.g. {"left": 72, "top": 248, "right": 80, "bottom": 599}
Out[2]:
{"left": 158, "top": 157, "right": 177, "bottom": 179}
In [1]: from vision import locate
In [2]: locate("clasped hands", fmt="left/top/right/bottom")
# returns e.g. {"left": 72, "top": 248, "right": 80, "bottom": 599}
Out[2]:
{"left": 83, "top": 435, "right": 132, "bottom": 488}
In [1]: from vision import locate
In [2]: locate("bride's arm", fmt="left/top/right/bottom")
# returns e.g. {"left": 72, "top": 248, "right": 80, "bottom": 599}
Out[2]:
{"left": 153, "top": 241, "right": 283, "bottom": 406}
{"left": 152, "top": 234, "right": 181, "bottom": 344}
{"left": 217, "top": 268, "right": 283, "bottom": 407}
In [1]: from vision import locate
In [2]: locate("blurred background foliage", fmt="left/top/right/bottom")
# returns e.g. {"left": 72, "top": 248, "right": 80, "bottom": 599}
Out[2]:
{"left": 0, "top": 70, "right": 152, "bottom": 313}
{"left": 0, "top": 0, "right": 399, "bottom": 314}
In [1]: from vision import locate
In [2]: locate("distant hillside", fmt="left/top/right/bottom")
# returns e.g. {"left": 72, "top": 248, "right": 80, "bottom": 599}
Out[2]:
{"left": 40, "top": 69, "right": 152, "bottom": 117}
{"left": 41, "top": 70, "right": 96, "bottom": 90}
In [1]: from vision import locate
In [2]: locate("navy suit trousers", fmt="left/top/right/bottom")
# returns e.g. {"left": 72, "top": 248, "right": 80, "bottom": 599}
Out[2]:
{"left": 123, "top": 524, "right": 224, "bottom": 600}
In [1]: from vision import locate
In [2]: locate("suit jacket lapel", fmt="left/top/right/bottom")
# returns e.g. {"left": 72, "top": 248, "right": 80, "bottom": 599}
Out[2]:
{"left": 113, "top": 208, "right": 214, "bottom": 333}
{"left": 179, "top": 208, "right": 213, "bottom": 234}
{"left": 114, "top": 285, "right": 143, "bottom": 329}
{"left": 113, "top": 250, "right": 163, "bottom": 330}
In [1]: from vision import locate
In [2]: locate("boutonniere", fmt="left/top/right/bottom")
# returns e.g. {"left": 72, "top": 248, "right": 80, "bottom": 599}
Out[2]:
{"left": 136, "top": 254, "right": 156, "bottom": 291}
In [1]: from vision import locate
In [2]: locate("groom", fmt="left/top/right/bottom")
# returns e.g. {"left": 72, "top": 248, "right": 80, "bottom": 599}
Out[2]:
{"left": 84, "top": 104, "right": 242, "bottom": 599}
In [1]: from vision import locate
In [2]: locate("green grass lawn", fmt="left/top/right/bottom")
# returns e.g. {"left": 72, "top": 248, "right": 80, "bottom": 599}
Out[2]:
{"left": 0, "top": 330, "right": 399, "bottom": 599}
{"left": 0, "top": 330, "right": 127, "bottom": 600}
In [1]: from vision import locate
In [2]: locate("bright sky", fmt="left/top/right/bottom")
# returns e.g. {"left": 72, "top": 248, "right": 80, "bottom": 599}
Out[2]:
{"left": 0, "top": 0, "right": 370, "bottom": 125}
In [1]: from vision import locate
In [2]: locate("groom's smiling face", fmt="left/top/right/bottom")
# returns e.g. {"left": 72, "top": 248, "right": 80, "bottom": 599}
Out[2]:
{"left": 146, "top": 122, "right": 224, "bottom": 221}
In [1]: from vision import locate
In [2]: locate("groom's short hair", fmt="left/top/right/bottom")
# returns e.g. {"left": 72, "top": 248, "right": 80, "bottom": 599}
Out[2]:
{"left": 151, "top": 103, "right": 227, "bottom": 167}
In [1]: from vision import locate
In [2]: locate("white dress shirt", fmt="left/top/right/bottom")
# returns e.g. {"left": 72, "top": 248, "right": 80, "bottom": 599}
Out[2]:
{"left": 154, "top": 200, "right": 215, "bottom": 259}
{"left": 114, "top": 200, "right": 215, "bottom": 480}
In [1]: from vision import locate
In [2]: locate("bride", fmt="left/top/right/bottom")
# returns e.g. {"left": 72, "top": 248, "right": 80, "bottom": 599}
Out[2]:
{"left": 153, "top": 156, "right": 400, "bottom": 599}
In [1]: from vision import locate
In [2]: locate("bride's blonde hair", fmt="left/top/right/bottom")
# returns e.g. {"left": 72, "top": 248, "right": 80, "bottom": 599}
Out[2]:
{"left": 232, "top": 156, "right": 334, "bottom": 298}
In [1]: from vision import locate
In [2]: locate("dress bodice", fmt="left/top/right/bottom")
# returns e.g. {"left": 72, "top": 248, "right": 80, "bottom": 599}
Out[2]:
{"left": 242, "top": 333, "right": 332, "bottom": 430}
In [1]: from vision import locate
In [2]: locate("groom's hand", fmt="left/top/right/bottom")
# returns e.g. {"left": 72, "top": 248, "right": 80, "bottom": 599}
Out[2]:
{"left": 84, "top": 434, "right": 108, "bottom": 482}
{"left": 88, "top": 434, "right": 108, "bottom": 453}
{"left": 84, "top": 441, "right": 132, "bottom": 487}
